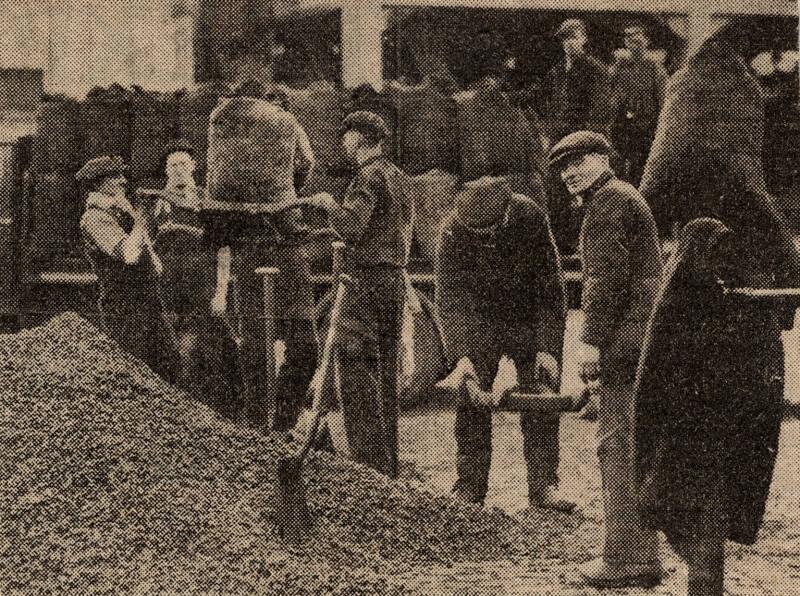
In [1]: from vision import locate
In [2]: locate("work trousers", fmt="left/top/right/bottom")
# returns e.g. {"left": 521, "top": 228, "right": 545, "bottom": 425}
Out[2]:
{"left": 231, "top": 240, "right": 317, "bottom": 432}
{"left": 102, "top": 305, "right": 181, "bottom": 385}
{"left": 454, "top": 405, "right": 560, "bottom": 505}
{"left": 598, "top": 380, "right": 660, "bottom": 567}
{"left": 174, "top": 315, "right": 242, "bottom": 420}
{"left": 335, "top": 267, "right": 404, "bottom": 478}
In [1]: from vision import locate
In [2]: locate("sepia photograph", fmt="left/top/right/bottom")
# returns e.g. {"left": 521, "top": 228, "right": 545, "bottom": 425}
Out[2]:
{"left": 0, "top": 0, "right": 798, "bottom": 594}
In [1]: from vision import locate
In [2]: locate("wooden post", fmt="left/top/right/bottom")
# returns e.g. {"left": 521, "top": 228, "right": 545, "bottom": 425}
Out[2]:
{"left": 331, "top": 241, "right": 346, "bottom": 277}
{"left": 256, "top": 266, "right": 280, "bottom": 432}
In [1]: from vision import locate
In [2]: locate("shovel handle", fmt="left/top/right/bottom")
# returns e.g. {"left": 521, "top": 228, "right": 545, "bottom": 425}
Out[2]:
{"left": 295, "top": 272, "right": 356, "bottom": 463}
{"left": 199, "top": 196, "right": 318, "bottom": 215}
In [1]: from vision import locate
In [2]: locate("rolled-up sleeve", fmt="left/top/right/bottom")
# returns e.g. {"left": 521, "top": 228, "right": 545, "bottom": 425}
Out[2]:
{"left": 581, "top": 194, "right": 629, "bottom": 348}
{"left": 80, "top": 209, "right": 126, "bottom": 259}
{"left": 293, "top": 120, "right": 315, "bottom": 191}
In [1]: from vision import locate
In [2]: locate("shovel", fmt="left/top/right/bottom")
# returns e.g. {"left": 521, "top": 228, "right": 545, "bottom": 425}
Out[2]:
{"left": 275, "top": 273, "right": 354, "bottom": 542}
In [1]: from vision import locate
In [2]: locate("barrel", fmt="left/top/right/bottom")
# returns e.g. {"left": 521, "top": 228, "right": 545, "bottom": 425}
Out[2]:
{"left": 314, "top": 286, "right": 447, "bottom": 409}
{"left": 129, "top": 90, "right": 179, "bottom": 183}
{"left": 78, "top": 87, "right": 131, "bottom": 164}
{"left": 404, "top": 170, "right": 458, "bottom": 262}
{"left": 30, "top": 98, "right": 81, "bottom": 175}
{"left": 392, "top": 85, "right": 459, "bottom": 175}
{"left": 177, "top": 81, "right": 230, "bottom": 184}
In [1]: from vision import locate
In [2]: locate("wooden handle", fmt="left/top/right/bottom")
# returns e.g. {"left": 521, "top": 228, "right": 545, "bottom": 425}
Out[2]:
{"left": 497, "top": 391, "right": 579, "bottom": 413}
{"left": 723, "top": 286, "right": 800, "bottom": 300}
{"left": 295, "top": 274, "right": 355, "bottom": 462}
{"left": 200, "top": 196, "right": 316, "bottom": 215}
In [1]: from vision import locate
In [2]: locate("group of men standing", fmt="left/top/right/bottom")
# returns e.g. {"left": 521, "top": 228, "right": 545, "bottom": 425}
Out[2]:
{"left": 75, "top": 16, "right": 793, "bottom": 596}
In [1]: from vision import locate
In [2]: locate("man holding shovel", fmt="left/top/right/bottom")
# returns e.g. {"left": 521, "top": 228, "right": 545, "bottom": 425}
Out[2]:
{"left": 434, "top": 168, "right": 573, "bottom": 512}
{"left": 306, "top": 111, "right": 412, "bottom": 478}
{"left": 548, "top": 131, "right": 663, "bottom": 588}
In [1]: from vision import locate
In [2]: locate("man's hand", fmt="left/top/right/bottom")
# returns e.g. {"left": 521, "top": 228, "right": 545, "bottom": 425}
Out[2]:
{"left": 306, "top": 192, "right": 339, "bottom": 212}
{"left": 535, "top": 352, "right": 560, "bottom": 389}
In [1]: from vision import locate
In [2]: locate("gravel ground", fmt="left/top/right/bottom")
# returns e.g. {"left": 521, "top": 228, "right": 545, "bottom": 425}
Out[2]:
{"left": 0, "top": 313, "right": 590, "bottom": 595}
{"left": 2, "top": 312, "right": 798, "bottom": 595}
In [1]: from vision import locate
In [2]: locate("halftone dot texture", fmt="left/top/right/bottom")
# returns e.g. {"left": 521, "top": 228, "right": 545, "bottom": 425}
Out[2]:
{"left": 2, "top": 1, "right": 799, "bottom": 595}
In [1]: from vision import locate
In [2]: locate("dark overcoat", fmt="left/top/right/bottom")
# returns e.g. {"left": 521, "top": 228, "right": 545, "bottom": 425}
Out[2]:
{"left": 579, "top": 171, "right": 662, "bottom": 384}
{"left": 634, "top": 212, "right": 790, "bottom": 546}
{"left": 435, "top": 188, "right": 566, "bottom": 386}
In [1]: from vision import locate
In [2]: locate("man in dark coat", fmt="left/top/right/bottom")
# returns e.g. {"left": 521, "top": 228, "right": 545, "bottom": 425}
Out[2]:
{"left": 548, "top": 131, "right": 663, "bottom": 588}
{"left": 150, "top": 140, "right": 241, "bottom": 418}
{"left": 636, "top": 31, "right": 800, "bottom": 595}
{"left": 79, "top": 156, "right": 180, "bottom": 384}
{"left": 608, "top": 21, "right": 668, "bottom": 186}
{"left": 308, "top": 111, "right": 412, "bottom": 478}
{"left": 540, "top": 19, "right": 610, "bottom": 148}
{"left": 434, "top": 171, "right": 574, "bottom": 512}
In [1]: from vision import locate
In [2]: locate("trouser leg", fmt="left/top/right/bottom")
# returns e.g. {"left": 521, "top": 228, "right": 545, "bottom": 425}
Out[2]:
{"left": 598, "top": 381, "right": 660, "bottom": 567}
{"left": 453, "top": 402, "right": 492, "bottom": 503}
{"left": 273, "top": 319, "right": 317, "bottom": 432}
{"left": 235, "top": 254, "right": 268, "bottom": 429}
{"left": 377, "top": 292, "right": 402, "bottom": 478}
{"left": 521, "top": 412, "right": 560, "bottom": 499}
{"left": 337, "top": 346, "right": 393, "bottom": 474}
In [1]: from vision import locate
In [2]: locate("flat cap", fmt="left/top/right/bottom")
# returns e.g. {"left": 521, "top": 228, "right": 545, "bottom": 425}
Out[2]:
{"left": 340, "top": 110, "right": 390, "bottom": 143}
{"left": 555, "top": 18, "right": 586, "bottom": 40}
{"left": 547, "top": 131, "right": 612, "bottom": 169}
{"left": 75, "top": 155, "right": 128, "bottom": 182}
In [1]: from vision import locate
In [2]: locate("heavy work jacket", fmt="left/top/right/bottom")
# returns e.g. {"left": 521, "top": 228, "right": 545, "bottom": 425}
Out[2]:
{"left": 579, "top": 171, "right": 662, "bottom": 383}
{"left": 541, "top": 54, "right": 610, "bottom": 143}
{"left": 329, "top": 155, "right": 413, "bottom": 270}
{"left": 436, "top": 191, "right": 566, "bottom": 385}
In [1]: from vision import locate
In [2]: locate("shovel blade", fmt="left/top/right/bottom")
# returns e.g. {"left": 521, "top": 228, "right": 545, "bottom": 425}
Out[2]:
{"left": 276, "top": 457, "right": 313, "bottom": 542}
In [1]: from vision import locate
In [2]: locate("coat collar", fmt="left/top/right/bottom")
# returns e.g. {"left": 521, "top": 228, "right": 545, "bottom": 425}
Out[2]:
{"left": 581, "top": 169, "right": 615, "bottom": 203}
{"left": 356, "top": 154, "right": 386, "bottom": 171}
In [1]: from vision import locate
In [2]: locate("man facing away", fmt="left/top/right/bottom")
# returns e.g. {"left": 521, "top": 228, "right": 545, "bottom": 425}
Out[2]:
{"left": 548, "top": 131, "right": 663, "bottom": 588}
{"left": 308, "top": 111, "right": 412, "bottom": 478}
{"left": 206, "top": 81, "right": 318, "bottom": 432}
{"left": 608, "top": 21, "right": 668, "bottom": 186}
{"left": 434, "top": 167, "right": 574, "bottom": 512}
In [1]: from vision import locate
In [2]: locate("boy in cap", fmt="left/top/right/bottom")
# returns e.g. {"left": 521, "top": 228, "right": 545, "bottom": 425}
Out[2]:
{"left": 78, "top": 155, "right": 180, "bottom": 383}
{"left": 540, "top": 19, "right": 610, "bottom": 148}
{"left": 308, "top": 111, "right": 412, "bottom": 477}
{"left": 148, "top": 140, "right": 241, "bottom": 416}
{"left": 548, "top": 131, "right": 663, "bottom": 587}
{"left": 434, "top": 166, "right": 573, "bottom": 512}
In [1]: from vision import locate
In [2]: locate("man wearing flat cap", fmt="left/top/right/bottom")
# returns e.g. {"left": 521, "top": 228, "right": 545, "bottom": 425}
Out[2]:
{"left": 78, "top": 155, "right": 180, "bottom": 383}
{"left": 548, "top": 131, "right": 663, "bottom": 587}
{"left": 538, "top": 18, "right": 610, "bottom": 253}
{"left": 308, "top": 111, "right": 412, "bottom": 477}
{"left": 541, "top": 19, "right": 610, "bottom": 147}
{"left": 434, "top": 164, "right": 574, "bottom": 512}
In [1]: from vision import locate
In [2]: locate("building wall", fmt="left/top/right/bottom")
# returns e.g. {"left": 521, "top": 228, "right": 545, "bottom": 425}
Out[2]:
{"left": 0, "top": 0, "right": 193, "bottom": 100}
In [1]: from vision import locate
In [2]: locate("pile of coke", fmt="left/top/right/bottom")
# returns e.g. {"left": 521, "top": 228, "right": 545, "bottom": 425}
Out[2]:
{"left": 0, "top": 314, "right": 577, "bottom": 594}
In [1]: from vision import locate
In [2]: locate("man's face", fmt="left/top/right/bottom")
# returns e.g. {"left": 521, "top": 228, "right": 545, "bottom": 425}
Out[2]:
{"left": 562, "top": 32, "right": 587, "bottom": 58}
{"left": 560, "top": 153, "right": 607, "bottom": 195}
{"left": 624, "top": 27, "right": 649, "bottom": 55}
{"left": 165, "top": 151, "right": 196, "bottom": 187}
{"left": 341, "top": 130, "right": 363, "bottom": 164}
{"left": 99, "top": 173, "right": 128, "bottom": 196}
